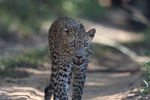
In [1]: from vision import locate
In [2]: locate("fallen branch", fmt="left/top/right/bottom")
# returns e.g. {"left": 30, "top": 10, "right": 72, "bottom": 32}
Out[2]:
{"left": 94, "top": 37, "right": 149, "bottom": 63}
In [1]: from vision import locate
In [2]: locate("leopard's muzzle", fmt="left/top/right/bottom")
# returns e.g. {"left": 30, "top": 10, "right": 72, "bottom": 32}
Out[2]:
{"left": 73, "top": 55, "right": 84, "bottom": 65}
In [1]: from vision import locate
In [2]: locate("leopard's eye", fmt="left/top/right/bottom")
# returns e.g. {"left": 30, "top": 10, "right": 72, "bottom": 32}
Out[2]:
{"left": 84, "top": 43, "right": 88, "bottom": 47}
{"left": 64, "top": 28, "right": 70, "bottom": 33}
{"left": 70, "top": 40, "right": 75, "bottom": 47}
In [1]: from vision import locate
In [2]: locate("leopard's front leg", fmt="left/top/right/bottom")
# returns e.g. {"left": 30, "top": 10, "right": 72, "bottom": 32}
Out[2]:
{"left": 44, "top": 84, "right": 53, "bottom": 100}
{"left": 72, "top": 64, "right": 87, "bottom": 100}
{"left": 53, "top": 62, "right": 73, "bottom": 100}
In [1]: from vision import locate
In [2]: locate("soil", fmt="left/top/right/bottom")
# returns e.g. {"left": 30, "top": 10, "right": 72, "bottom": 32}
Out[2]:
{"left": 0, "top": 19, "right": 149, "bottom": 100}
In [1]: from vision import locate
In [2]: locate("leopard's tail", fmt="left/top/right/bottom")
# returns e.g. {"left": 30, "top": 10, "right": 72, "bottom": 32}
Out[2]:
{"left": 44, "top": 84, "right": 53, "bottom": 100}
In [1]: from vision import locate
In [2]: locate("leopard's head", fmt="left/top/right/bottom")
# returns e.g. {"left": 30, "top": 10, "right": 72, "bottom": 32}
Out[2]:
{"left": 58, "top": 17, "right": 96, "bottom": 65}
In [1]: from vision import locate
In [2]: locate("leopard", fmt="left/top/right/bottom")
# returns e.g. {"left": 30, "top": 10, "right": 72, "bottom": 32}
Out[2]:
{"left": 44, "top": 17, "right": 96, "bottom": 100}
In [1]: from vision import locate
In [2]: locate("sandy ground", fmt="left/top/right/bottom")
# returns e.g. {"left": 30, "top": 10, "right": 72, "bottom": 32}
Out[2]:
{"left": 0, "top": 59, "right": 142, "bottom": 100}
{"left": 0, "top": 20, "right": 147, "bottom": 100}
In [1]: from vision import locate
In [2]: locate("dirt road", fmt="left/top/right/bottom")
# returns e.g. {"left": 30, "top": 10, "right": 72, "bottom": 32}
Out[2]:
{"left": 0, "top": 59, "right": 142, "bottom": 100}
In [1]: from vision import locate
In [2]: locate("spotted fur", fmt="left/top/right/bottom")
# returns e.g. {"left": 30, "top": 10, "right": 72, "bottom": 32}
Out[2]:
{"left": 44, "top": 17, "right": 96, "bottom": 100}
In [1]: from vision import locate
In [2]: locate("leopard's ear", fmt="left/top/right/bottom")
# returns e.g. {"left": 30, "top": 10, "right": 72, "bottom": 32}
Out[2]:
{"left": 87, "top": 28, "right": 96, "bottom": 39}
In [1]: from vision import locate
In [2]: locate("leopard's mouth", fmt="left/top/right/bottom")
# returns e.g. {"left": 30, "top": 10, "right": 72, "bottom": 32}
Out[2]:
{"left": 73, "top": 57, "right": 84, "bottom": 65}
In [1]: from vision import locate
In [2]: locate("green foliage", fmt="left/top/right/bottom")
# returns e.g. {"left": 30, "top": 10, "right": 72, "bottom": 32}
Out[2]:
{"left": 140, "top": 42, "right": 150, "bottom": 95}
{"left": 0, "top": 0, "right": 51, "bottom": 33}
{"left": 91, "top": 43, "right": 102, "bottom": 58}
{"left": 145, "top": 50, "right": 150, "bottom": 56}
{"left": 47, "top": 0, "right": 107, "bottom": 18}
{"left": 141, "top": 60, "right": 150, "bottom": 95}
{"left": 74, "top": 0, "right": 107, "bottom": 19}
{"left": 0, "top": 0, "right": 107, "bottom": 38}
{"left": 0, "top": 48, "right": 50, "bottom": 78}
{"left": 91, "top": 43, "right": 117, "bottom": 58}
{"left": 0, "top": 23, "right": 12, "bottom": 39}
{"left": 143, "top": 28, "right": 150, "bottom": 43}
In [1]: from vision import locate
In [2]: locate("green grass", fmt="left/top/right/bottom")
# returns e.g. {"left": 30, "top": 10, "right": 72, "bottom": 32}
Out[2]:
{"left": 140, "top": 60, "right": 150, "bottom": 95}
{"left": 0, "top": 43, "right": 117, "bottom": 78}
{"left": 91, "top": 43, "right": 119, "bottom": 58}
{"left": 140, "top": 29, "right": 150, "bottom": 95}
{"left": 0, "top": 0, "right": 108, "bottom": 39}
{"left": 0, "top": 48, "right": 50, "bottom": 78}
{"left": 144, "top": 28, "right": 150, "bottom": 43}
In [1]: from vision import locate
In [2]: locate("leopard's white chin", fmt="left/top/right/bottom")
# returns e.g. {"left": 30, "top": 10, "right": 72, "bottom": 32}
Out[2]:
{"left": 73, "top": 57, "right": 84, "bottom": 65}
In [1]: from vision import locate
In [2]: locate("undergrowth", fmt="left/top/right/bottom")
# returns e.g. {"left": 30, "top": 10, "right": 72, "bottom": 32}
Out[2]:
{"left": 91, "top": 43, "right": 119, "bottom": 58}
{"left": 0, "top": 44, "right": 110, "bottom": 78}
{"left": 140, "top": 28, "right": 150, "bottom": 95}
{"left": 0, "top": 48, "right": 50, "bottom": 78}
{"left": 141, "top": 60, "right": 150, "bottom": 95}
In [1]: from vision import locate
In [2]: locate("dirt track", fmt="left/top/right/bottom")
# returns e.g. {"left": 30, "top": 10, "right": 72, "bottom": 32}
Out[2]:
{"left": 0, "top": 59, "right": 142, "bottom": 100}
{"left": 0, "top": 20, "right": 147, "bottom": 100}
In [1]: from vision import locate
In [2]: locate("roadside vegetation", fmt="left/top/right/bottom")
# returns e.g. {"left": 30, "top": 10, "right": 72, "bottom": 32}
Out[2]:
{"left": 0, "top": 0, "right": 107, "bottom": 39}
{"left": 140, "top": 28, "right": 150, "bottom": 94}
{"left": 141, "top": 60, "right": 150, "bottom": 95}
{"left": 0, "top": 44, "right": 113, "bottom": 78}
{"left": 0, "top": 49, "right": 49, "bottom": 78}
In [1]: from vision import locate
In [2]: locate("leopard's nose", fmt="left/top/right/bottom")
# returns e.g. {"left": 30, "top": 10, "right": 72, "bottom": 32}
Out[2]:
{"left": 76, "top": 55, "right": 82, "bottom": 59}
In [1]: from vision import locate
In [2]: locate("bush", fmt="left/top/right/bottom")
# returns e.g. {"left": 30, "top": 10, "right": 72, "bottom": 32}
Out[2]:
{"left": 74, "top": 0, "right": 107, "bottom": 19}
{"left": 0, "top": 48, "right": 50, "bottom": 78}
{"left": 144, "top": 28, "right": 150, "bottom": 43}
{"left": 0, "top": 0, "right": 107, "bottom": 37}
{"left": 0, "top": 0, "right": 52, "bottom": 35}
{"left": 141, "top": 54, "right": 150, "bottom": 95}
